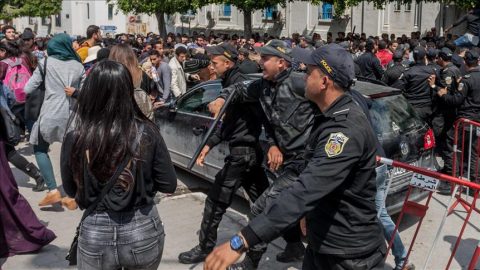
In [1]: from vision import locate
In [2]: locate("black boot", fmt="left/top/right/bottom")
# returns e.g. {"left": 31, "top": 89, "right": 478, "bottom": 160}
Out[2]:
{"left": 7, "top": 151, "right": 46, "bottom": 192}
{"left": 178, "top": 245, "right": 211, "bottom": 264}
{"left": 25, "top": 163, "right": 46, "bottom": 192}
{"left": 437, "top": 181, "right": 452, "bottom": 195}
{"left": 228, "top": 249, "right": 264, "bottom": 270}
{"left": 276, "top": 242, "right": 305, "bottom": 263}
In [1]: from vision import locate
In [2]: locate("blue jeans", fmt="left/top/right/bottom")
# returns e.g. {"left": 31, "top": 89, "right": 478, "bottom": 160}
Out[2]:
{"left": 78, "top": 205, "right": 165, "bottom": 270}
{"left": 454, "top": 33, "right": 479, "bottom": 48}
{"left": 33, "top": 132, "right": 57, "bottom": 190}
{"left": 375, "top": 165, "right": 407, "bottom": 269}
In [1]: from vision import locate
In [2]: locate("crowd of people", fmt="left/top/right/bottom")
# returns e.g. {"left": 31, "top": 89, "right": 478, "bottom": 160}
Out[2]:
{"left": 0, "top": 5, "right": 479, "bottom": 269}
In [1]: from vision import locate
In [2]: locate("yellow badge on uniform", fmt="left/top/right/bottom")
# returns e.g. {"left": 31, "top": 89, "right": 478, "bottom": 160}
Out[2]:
{"left": 325, "top": 132, "right": 349, "bottom": 158}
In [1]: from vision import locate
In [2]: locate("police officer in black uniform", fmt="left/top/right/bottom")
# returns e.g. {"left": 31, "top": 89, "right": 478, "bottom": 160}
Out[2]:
{"left": 178, "top": 43, "right": 270, "bottom": 264}
{"left": 382, "top": 49, "right": 407, "bottom": 89}
{"left": 355, "top": 38, "right": 384, "bottom": 80}
{"left": 429, "top": 47, "right": 462, "bottom": 193}
{"left": 397, "top": 46, "right": 440, "bottom": 123}
{"left": 204, "top": 43, "right": 386, "bottom": 270}
{"left": 436, "top": 50, "right": 480, "bottom": 193}
{"left": 208, "top": 40, "right": 316, "bottom": 269}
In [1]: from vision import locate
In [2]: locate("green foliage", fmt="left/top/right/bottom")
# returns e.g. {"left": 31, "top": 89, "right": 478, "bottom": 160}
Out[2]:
{"left": 0, "top": 0, "right": 62, "bottom": 20}
{"left": 111, "top": 0, "right": 204, "bottom": 15}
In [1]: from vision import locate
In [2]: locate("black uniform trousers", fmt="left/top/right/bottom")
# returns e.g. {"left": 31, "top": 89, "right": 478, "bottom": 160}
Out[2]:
{"left": 302, "top": 243, "right": 386, "bottom": 270}
{"left": 199, "top": 146, "right": 269, "bottom": 251}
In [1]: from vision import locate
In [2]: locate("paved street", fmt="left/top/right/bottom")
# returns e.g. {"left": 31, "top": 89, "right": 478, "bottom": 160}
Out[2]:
{"left": 1, "top": 142, "right": 480, "bottom": 270}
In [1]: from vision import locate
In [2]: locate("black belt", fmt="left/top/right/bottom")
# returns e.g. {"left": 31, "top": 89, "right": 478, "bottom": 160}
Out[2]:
{"left": 229, "top": 146, "right": 257, "bottom": 156}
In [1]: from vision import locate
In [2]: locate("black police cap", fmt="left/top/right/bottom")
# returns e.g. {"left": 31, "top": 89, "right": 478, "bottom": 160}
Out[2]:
{"left": 255, "top": 39, "right": 292, "bottom": 62}
{"left": 205, "top": 42, "right": 238, "bottom": 61}
{"left": 292, "top": 43, "right": 355, "bottom": 89}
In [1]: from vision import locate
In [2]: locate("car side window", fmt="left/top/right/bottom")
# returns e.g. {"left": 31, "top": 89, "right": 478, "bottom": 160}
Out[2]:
{"left": 177, "top": 84, "right": 221, "bottom": 116}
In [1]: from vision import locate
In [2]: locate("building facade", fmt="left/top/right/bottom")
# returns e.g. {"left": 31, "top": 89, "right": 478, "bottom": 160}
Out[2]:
{"left": 9, "top": 1, "right": 465, "bottom": 38}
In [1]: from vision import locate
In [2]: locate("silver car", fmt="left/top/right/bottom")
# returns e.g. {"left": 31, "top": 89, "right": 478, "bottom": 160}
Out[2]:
{"left": 155, "top": 77, "right": 435, "bottom": 213}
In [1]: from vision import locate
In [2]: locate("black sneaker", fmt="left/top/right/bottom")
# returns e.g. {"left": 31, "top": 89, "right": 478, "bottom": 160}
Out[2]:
{"left": 178, "top": 245, "right": 210, "bottom": 264}
{"left": 276, "top": 242, "right": 305, "bottom": 263}
{"left": 437, "top": 181, "right": 452, "bottom": 195}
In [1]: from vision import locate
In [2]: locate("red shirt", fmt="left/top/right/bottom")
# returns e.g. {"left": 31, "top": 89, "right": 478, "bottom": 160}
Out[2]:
{"left": 376, "top": 49, "right": 393, "bottom": 68}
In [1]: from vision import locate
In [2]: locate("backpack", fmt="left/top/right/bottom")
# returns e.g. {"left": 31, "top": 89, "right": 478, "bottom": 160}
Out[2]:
{"left": 2, "top": 58, "right": 32, "bottom": 104}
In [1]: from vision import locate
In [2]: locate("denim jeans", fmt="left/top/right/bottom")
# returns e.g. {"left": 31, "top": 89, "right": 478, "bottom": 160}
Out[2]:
{"left": 33, "top": 132, "right": 57, "bottom": 190}
{"left": 375, "top": 165, "right": 407, "bottom": 269}
{"left": 454, "top": 33, "right": 479, "bottom": 48}
{"left": 78, "top": 205, "right": 165, "bottom": 270}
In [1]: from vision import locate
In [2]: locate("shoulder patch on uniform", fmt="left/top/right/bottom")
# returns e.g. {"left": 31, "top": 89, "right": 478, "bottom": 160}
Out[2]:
{"left": 325, "top": 132, "right": 349, "bottom": 158}
{"left": 445, "top": 76, "right": 452, "bottom": 85}
{"left": 465, "top": 74, "right": 471, "bottom": 78}
{"left": 458, "top": 83, "right": 464, "bottom": 91}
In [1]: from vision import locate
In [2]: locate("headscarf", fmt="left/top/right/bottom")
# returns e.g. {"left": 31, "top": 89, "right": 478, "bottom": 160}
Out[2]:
{"left": 47, "top": 33, "right": 81, "bottom": 63}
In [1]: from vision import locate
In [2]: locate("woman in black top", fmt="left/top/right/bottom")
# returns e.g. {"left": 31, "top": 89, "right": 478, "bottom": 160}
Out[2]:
{"left": 61, "top": 60, "right": 177, "bottom": 270}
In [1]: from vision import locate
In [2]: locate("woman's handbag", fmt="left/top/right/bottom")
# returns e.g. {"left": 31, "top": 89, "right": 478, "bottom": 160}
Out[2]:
{"left": 25, "top": 57, "right": 47, "bottom": 122}
{"left": 0, "top": 107, "right": 21, "bottom": 146}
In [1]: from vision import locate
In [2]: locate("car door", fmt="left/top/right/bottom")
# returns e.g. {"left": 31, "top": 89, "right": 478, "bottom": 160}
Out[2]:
{"left": 155, "top": 81, "right": 227, "bottom": 181}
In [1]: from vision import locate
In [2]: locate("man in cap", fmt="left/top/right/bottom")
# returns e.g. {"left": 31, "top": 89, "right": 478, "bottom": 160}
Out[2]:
{"left": 178, "top": 42, "right": 270, "bottom": 265}
{"left": 299, "top": 35, "right": 315, "bottom": 50}
{"left": 382, "top": 49, "right": 407, "bottom": 89}
{"left": 426, "top": 47, "right": 441, "bottom": 71}
{"left": 208, "top": 39, "right": 316, "bottom": 269}
{"left": 428, "top": 47, "right": 462, "bottom": 194}
{"left": 397, "top": 46, "right": 440, "bottom": 123}
{"left": 204, "top": 43, "right": 385, "bottom": 270}
{"left": 435, "top": 49, "right": 480, "bottom": 189}
{"left": 20, "top": 29, "right": 35, "bottom": 53}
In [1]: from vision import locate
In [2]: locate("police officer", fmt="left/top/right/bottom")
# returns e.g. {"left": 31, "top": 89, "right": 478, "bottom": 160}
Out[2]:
{"left": 436, "top": 50, "right": 480, "bottom": 193}
{"left": 208, "top": 40, "right": 316, "bottom": 269}
{"left": 397, "top": 46, "right": 440, "bottom": 123}
{"left": 178, "top": 43, "right": 270, "bottom": 264}
{"left": 382, "top": 49, "right": 407, "bottom": 89}
{"left": 429, "top": 47, "right": 462, "bottom": 193}
{"left": 355, "top": 39, "right": 385, "bottom": 80}
{"left": 426, "top": 48, "right": 441, "bottom": 70}
{"left": 204, "top": 43, "right": 385, "bottom": 270}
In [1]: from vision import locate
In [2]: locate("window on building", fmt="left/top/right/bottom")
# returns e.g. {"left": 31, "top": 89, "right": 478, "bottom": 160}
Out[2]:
{"left": 263, "top": 5, "right": 279, "bottom": 20}
{"left": 318, "top": 3, "right": 334, "bottom": 20}
{"left": 41, "top": 17, "right": 50, "bottom": 26}
{"left": 394, "top": 1, "right": 401, "bottom": 12}
{"left": 404, "top": 2, "right": 412, "bottom": 12}
{"left": 219, "top": 4, "right": 232, "bottom": 17}
{"left": 108, "top": 4, "right": 114, "bottom": 20}
{"left": 55, "top": 13, "right": 61, "bottom": 27}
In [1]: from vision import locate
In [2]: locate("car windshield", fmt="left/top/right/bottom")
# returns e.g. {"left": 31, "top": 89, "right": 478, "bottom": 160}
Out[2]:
{"left": 370, "top": 94, "right": 424, "bottom": 138}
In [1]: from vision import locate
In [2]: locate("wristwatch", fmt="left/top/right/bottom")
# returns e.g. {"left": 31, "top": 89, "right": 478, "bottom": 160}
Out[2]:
{"left": 230, "top": 235, "right": 247, "bottom": 252}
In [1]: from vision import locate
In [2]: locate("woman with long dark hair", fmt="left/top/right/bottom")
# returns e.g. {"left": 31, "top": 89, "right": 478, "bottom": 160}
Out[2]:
{"left": 61, "top": 60, "right": 177, "bottom": 270}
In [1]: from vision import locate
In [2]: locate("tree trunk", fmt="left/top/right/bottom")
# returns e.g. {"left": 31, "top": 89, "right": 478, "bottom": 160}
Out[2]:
{"left": 155, "top": 11, "right": 167, "bottom": 40}
{"left": 243, "top": 10, "right": 253, "bottom": 39}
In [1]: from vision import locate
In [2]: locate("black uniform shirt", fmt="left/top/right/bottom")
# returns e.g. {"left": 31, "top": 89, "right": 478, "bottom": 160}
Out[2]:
{"left": 355, "top": 51, "right": 385, "bottom": 80}
{"left": 241, "top": 94, "right": 384, "bottom": 257}
{"left": 398, "top": 63, "right": 439, "bottom": 108}
{"left": 382, "top": 62, "right": 406, "bottom": 89}
{"left": 443, "top": 67, "right": 480, "bottom": 121}
{"left": 433, "top": 62, "right": 462, "bottom": 114}
{"left": 206, "top": 66, "right": 265, "bottom": 148}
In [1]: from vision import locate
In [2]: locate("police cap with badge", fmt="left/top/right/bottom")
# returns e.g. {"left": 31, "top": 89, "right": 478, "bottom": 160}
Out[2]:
{"left": 205, "top": 42, "right": 238, "bottom": 62}
{"left": 255, "top": 39, "right": 293, "bottom": 63}
{"left": 291, "top": 43, "right": 356, "bottom": 89}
